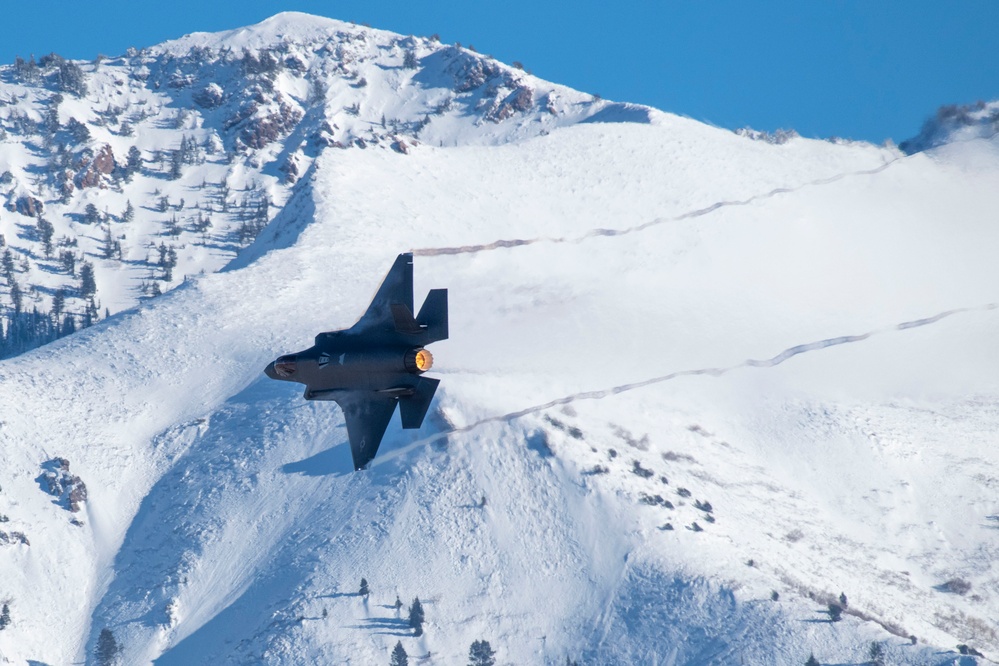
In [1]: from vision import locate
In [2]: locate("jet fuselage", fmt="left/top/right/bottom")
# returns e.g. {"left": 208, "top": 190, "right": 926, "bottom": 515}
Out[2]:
{"left": 264, "top": 333, "right": 433, "bottom": 397}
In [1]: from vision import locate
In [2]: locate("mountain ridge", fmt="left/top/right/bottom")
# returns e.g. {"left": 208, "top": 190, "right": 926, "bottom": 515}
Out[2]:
{"left": 0, "top": 12, "right": 997, "bottom": 666}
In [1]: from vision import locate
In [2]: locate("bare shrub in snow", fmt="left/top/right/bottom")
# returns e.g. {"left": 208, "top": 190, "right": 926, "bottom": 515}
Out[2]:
{"left": 784, "top": 529, "right": 804, "bottom": 543}
{"left": 940, "top": 578, "right": 971, "bottom": 595}
{"left": 662, "top": 450, "right": 696, "bottom": 463}
{"left": 631, "top": 460, "right": 654, "bottom": 479}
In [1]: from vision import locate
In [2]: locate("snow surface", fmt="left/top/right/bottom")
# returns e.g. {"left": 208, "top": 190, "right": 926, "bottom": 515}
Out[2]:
{"left": 1, "top": 12, "right": 998, "bottom": 666}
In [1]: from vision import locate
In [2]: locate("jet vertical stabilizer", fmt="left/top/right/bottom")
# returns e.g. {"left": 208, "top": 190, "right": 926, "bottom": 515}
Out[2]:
{"left": 417, "top": 289, "right": 448, "bottom": 345}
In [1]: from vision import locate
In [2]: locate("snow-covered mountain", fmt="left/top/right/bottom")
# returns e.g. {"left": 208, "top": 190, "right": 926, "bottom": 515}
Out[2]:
{"left": 0, "top": 12, "right": 636, "bottom": 359}
{"left": 2, "top": 12, "right": 999, "bottom": 666}
{"left": 899, "top": 100, "right": 999, "bottom": 154}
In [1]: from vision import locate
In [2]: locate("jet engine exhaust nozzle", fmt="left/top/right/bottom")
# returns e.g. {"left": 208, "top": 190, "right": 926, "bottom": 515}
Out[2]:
{"left": 404, "top": 348, "right": 433, "bottom": 373}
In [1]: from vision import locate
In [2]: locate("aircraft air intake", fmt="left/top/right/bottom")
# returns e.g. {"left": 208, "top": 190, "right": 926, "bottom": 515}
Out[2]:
{"left": 273, "top": 355, "right": 297, "bottom": 378}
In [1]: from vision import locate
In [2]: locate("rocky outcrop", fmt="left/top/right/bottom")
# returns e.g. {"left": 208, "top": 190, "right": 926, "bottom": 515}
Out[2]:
{"left": 75, "top": 144, "right": 116, "bottom": 189}
{"left": 37, "top": 457, "right": 88, "bottom": 512}
{"left": 7, "top": 194, "right": 44, "bottom": 217}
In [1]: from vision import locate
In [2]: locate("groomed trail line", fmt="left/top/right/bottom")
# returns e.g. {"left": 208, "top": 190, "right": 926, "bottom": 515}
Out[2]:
{"left": 372, "top": 301, "right": 998, "bottom": 468}
{"left": 412, "top": 158, "right": 902, "bottom": 257}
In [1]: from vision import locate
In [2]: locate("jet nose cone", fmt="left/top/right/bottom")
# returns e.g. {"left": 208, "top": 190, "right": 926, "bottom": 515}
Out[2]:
{"left": 264, "top": 361, "right": 278, "bottom": 380}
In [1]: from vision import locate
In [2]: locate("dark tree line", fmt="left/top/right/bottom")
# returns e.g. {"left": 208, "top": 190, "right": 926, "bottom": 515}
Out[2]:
{"left": 0, "top": 305, "right": 81, "bottom": 359}
{"left": 1, "top": 250, "right": 99, "bottom": 359}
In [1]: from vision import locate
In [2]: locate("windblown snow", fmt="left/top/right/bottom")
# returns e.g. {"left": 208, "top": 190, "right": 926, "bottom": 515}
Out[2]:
{"left": 1, "top": 12, "right": 998, "bottom": 666}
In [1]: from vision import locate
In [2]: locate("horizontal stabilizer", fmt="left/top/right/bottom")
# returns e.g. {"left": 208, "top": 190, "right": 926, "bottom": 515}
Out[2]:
{"left": 416, "top": 289, "right": 448, "bottom": 344}
{"left": 399, "top": 377, "right": 440, "bottom": 429}
{"left": 334, "top": 392, "right": 398, "bottom": 470}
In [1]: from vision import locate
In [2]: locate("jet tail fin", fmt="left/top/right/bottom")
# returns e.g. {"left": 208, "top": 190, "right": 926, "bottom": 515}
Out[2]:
{"left": 416, "top": 289, "right": 448, "bottom": 344}
{"left": 399, "top": 377, "right": 440, "bottom": 429}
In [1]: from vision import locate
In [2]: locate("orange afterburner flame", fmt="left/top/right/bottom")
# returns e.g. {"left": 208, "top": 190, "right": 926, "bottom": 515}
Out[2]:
{"left": 404, "top": 348, "right": 434, "bottom": 373}
{"left": 414, "top": 348, "right": 433, "bottom": 371}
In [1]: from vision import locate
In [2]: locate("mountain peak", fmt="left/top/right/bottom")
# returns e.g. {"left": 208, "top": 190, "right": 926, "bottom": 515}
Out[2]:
{"left": 153, "top": 11, "right": 378, "bottom": 57}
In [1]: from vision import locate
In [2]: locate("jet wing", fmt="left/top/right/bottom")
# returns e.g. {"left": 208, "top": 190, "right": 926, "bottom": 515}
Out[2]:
{"left": 347, "top": 253, "right": 414, "bottom": 338}
{"left": 333, "top": 392, "right": 398, "bottom": 470}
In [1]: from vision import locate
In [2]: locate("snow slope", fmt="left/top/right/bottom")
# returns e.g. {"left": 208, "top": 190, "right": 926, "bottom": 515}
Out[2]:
{"left": 0, "top": 11, "right": 633, "bottom": 356}
{"left": 1, "top": 14, "right": 999, "bottom": 666}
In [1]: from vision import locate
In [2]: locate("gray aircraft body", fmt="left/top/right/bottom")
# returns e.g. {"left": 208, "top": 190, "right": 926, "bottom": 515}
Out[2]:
{"left": 264, "top": 253, "right": 447, "bottom": 470}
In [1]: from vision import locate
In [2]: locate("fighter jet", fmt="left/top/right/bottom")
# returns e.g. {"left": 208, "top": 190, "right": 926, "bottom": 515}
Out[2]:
{"left": 264, "top": 253, "right": 447, "bottom": 470}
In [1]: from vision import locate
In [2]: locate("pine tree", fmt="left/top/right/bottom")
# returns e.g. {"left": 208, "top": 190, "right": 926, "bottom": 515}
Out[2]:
{"left": 95, "top": 627, "right": 120, "bottom": 666}
{"left": 125, "top": 146, "right": 142, "bottom": 180}
{"left": 827, "top": 603, "right": 842, "bottom": 622}
{"left": 36, "top": 217, "right": 54, "bottom": 258}
{"left": 169, "top": 149, "right": 183, "bottom": 180}
{"left": 83, "top": 297, "right": 99, "bottom": 328}
{"left": 122, "top": 200, "right": 134, "bottom": 223}
{"left": 66, "top": 117, "right": 91, "bottom": 143}
{"left": 164, "top": 215, "right": 180, "bottom": 238}
{"left": 805, "top": 654, "right": 819, "bottom": 666}
{"left": 838, "top": 592, "right": 847, "bottom": 608}
{"left": 57, "top": 60, "right": 88, "bottom": 97}
{"left": 51, "top": 289, "right": 66, "bottom": 321}
{"left": 60, "top": 250, "right": 76, "bottom": 276}
{"left": 84, "top": 203, "right": 100, "bottom": 225}
{"left": 468, "top": 639, "right": 496, "bottom": 666}
{"left": 359, "top": 578, "right": 369, "bottom": 596}
{"left": 79, "top": 262, "right": 96, "bottom": 299}
{"left": 868, "top": 641, "right": 885, "bottom": 666}
{"left": 102, "top": 226, "right": 117, "bottom": 259}
{"left": 0, "top": 602, "right": 10, "bottom": 630}
{"left": 1, "top": 249, "right": 13, "bottom": 282}
{"left": 390, "top": 641, "right": 408, "bottom": 666}
{"left": 408, "top": 597, "right": 424, "bottom": 636}
{"left": 10, "top": 279, "right": 22, "bottom": 313}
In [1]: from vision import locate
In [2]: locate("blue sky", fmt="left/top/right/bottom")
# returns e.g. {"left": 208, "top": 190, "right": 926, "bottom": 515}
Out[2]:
{"left": 4, "top": 2, "right": 997, "bottom": 143}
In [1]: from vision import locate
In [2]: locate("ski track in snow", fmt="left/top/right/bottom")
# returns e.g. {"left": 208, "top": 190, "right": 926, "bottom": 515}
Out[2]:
{"left": 411, "top": 158, "right": 902, "bottom": 257}
{"left": 373, "top": 301, "right": 998, "bottom": 467}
